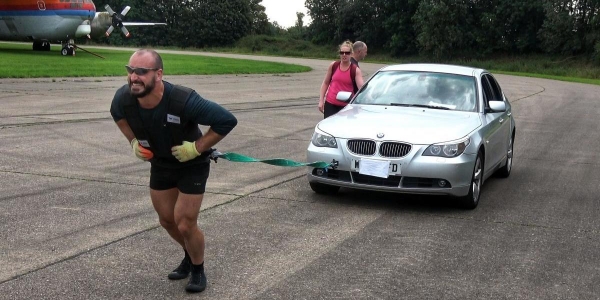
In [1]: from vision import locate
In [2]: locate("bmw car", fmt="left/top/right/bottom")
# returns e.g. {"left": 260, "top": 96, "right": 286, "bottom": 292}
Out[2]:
{"left": 307, "top": 64, "right": 515, "bottom": 209}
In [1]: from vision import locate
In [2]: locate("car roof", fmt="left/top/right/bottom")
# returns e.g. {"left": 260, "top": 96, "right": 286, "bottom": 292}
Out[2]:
{"left": 379, "top": 63, "right": 486, "bottom": 77}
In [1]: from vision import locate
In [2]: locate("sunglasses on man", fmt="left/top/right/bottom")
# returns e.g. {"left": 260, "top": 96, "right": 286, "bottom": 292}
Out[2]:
{"left": 125, "top": 65, "right": 159, "bottom": 76}
{"left": 339, "top": 51, "right": 352, "bottom": 55}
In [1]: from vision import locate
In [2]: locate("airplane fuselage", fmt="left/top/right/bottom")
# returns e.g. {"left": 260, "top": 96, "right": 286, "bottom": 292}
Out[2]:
{"left": 0, "top": 0, "right": 96, "bottom": 42}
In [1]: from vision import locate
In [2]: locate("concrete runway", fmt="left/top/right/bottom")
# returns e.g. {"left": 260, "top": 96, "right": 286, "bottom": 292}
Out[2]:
{"left": 0, "top": 49, "right": 599, "bottom": 299}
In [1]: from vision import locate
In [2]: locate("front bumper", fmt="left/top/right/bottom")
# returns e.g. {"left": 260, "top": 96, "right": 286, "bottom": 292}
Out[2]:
{"left": 307, "top": 141, "right": 476, "bottom": 197}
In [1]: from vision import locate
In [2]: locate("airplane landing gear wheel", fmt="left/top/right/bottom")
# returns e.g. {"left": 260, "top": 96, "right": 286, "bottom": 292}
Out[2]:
{"left": 61, "top": 46, "right": 74, "bottom": 56}
{"left": 34, "top": 41, "right": 51, "bottom": 51}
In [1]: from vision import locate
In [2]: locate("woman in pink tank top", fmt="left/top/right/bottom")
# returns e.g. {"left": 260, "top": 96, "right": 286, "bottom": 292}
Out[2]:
{"left": 318, "top": 40, "right": 365, "bottom": 118}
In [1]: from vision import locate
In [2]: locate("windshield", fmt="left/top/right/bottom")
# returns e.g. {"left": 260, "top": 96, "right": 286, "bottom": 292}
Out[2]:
{"left": 353, "top": 71, "right": 478, "bottom": 112}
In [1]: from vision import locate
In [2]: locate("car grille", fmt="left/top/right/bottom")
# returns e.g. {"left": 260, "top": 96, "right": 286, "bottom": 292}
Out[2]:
{"left": 347, "top": 140, "right": 411, "bottom": 157}
{"left": 379, "top": 142, "right": 412, "bottom": 158}
{"left": 347, "top": 140, "right": 376, "bottom": 156}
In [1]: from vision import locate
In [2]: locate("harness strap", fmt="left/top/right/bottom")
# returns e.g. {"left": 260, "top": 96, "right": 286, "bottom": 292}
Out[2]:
{"left": 123, "top": 91, "right": 152, "bottom": 148}
{"left": 167, "top": 85, "right": 194, "bottom": 145}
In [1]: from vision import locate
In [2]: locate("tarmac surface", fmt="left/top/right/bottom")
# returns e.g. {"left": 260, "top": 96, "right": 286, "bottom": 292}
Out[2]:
{"left": 1, "top": 47, "right": 599, "bottom": 299}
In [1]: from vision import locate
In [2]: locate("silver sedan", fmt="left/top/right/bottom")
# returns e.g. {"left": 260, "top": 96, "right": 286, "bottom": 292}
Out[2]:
{"left": 307, "top": 64, "right": 515, "bottom": 209}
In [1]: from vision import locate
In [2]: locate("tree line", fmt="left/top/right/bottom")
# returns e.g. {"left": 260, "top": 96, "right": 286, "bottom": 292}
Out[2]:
{"left": 99, "top": 0, "right": 600, "bottom": 61}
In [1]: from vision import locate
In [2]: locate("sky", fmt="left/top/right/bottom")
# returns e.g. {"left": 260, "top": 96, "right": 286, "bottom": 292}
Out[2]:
{"left": 261, "top": 0, "right": 311, "bottom": 28}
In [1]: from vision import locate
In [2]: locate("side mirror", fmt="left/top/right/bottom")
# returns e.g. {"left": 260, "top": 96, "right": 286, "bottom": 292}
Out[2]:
{"left": 488, "top": 100, "right": 506, "bottom": 112}
{"left": 336, "top": 91, "right": 352, "bottom": 102}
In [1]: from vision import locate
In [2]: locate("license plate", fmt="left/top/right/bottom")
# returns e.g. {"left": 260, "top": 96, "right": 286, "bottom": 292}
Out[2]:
{"left": 351, "top": 159, "right": 401, "bottom": 176}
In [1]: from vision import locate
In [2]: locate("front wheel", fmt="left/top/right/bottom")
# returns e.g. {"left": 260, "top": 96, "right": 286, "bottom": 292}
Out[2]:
{"left": 457, "top": 152, "right": 483, "bottom": 209}
{"left": 61, "top": 46, "right": 74, "bottom": 56}
{"left": 309, "top": 182, "right": 340, "bottom": 195}
{"left": 496, "top": 135, "right": 514, "bottom": 178}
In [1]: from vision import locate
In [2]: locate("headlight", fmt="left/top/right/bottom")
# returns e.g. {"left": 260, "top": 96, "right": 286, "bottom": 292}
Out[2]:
{"left": 423, "top": 138, "right": 470, "bottom": 158}
{"left": 311, "top": 130, "right": 338, "bottom": 148}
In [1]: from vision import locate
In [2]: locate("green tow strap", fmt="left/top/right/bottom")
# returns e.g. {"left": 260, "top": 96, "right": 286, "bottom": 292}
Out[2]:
{"left": 214, "top": 152, "right": 331, "bottom": 169}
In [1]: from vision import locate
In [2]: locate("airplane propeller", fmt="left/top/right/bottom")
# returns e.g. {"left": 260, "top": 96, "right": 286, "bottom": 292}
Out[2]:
{"left": 104, "top": 5, "right": 131, "bottom": 38}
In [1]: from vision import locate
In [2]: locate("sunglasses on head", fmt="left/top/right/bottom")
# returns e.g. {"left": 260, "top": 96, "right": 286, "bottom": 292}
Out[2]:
{"left": 339, "top": 51, "right": 351, "bottom": 55}
{"left": 125, "top": 65, "right": 159, "bottom": 76}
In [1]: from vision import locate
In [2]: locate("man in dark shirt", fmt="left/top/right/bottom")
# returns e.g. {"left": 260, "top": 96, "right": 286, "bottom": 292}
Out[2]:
{"left": 110, "top": 49, "right": 237, "bottom": 294}
{"left": 351, "top": 41, "right": 368, "bottom": 67}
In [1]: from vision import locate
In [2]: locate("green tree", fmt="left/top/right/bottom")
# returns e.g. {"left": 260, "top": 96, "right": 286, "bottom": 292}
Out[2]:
{"left": 296, "top": 11, "right": 305, "bottom": 29}
{"left": 287, "top": 12, "right": 306, "bottom": 39}
{"left": 306, "top": 0, "right": 340, "bottom": 44}
{"left": 174, "top": 0, "right": 251, "bottom": 48}
{"left": 412, "top": 0, "right": 476, "bottom": 59}
{"left": 375, "top": 0, "right": 420, "bottom": 56}
{"left": 248, "top": 0, "right": 270, "bottom": 35}
{"left": 475, "top": 0, "right": 545, "bottom": 54}
{"left": 538, "top": 0, "right": 600, "bottom": 55}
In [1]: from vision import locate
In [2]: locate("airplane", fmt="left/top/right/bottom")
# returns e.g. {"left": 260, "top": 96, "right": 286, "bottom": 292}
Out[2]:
{"left": 0, "top": 0, "right": 166, "bottom": 57}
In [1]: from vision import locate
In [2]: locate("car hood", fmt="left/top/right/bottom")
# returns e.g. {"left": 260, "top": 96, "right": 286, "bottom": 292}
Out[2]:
{"left": 317, "top": 105, "right": 481, "bottom": 144}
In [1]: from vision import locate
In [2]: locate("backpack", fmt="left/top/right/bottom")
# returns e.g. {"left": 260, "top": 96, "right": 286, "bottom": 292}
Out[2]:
{"left": 329, "top": 61, "right": 358, "bottom": 94}
{"left": 122, "top": 84, "right": 201, "bottom": 151}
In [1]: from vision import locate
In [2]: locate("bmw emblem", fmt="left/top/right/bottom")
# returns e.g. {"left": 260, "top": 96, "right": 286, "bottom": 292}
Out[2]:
{"left": 377, "top": 133, "right": 385, "bottom": 138}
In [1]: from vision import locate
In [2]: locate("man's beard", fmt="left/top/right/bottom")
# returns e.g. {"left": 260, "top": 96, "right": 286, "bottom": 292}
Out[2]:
{"left": 129, "top": 77, "right": 156, "bottom": 98}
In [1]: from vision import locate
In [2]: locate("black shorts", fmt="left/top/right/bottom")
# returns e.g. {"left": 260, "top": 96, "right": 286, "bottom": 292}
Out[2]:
{"left": 150, "top": 163, "right": 210, "bottom": 194}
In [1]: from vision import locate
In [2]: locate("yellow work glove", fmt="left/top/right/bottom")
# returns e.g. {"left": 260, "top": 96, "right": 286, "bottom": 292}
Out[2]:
{"left": 171, "top": 141, "right": 200, "bottom": 162}
{"left": 131, "top": 138, "right": 154, "bottom": 161}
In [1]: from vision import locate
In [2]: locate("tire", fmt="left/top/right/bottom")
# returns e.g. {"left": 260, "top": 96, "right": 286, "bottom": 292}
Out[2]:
{"left": 61, "top": 48, "right": 69, "bottom": 56}
{"left": 496, "top": 135, "right": 514, "bottom": 178}
{"left": 457, "top": 152, "right": 483, "bottom": 209}
{"left": 309, "top": 182, "right": 340, "bottom": 195}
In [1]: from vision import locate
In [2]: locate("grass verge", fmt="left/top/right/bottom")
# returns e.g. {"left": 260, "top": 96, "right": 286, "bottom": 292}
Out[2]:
{"left": 0, "top": 42, "right": 311, "bottom": 78}
{"left": 4, "top": 37, "right": 600, "bottom": 86}
{"left": 207, "top": 35, "right": 600, "bottom": 85}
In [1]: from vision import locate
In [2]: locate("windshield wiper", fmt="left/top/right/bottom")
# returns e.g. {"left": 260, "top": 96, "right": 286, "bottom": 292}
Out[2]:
{"left": 389, "top": 103, "right": 451, "bottom": 110}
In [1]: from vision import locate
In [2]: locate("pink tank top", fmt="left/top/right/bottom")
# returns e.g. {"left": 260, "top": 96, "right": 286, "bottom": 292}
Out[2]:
{"left": 326, "top": 64, "right": 354, "bottom": 107}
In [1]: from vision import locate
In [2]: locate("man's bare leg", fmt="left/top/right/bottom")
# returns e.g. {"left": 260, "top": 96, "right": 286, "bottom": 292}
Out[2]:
{"left": 174, "top": 192, "right": 206, "bottom": 293}
{"left": 150, "top": 188, "right": 185, "bottom": 247}
{"left": 174, "top": 192, "right": 204, "bottom": 265}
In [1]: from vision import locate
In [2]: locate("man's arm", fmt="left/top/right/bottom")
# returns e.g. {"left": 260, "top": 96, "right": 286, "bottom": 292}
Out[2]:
{"left": 355, "top": 67, "right": 365, "bottom": 89}
{"left": 171, "top": 128, "right": 226, "bottom": 163}
{"left": 115, "top": 118, "right": 154, "bottom": 161}
{"left": 193, "top": 129, "right": 224, "bottom": 154}
{"left": 115, "top": 119, "right": 136, "bottom": 144}
{"left": 171, "top": 92, "right": 238, "bottom": 163}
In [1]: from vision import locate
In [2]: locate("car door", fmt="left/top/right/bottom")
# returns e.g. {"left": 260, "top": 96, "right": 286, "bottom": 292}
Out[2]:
{"left": 480, "top": 74, "right": 507, "bottom": 174}
{"left": 486, "top": 74, "right": 512, "bottom": 168}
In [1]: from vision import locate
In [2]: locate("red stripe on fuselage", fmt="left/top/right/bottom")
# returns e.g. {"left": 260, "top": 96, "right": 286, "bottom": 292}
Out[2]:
{"left": 0, "top": 0, "right": 95, "bottom": 11}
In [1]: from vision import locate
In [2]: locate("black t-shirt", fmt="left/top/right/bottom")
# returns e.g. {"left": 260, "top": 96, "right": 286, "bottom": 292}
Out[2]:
{"left": 110, "top": 81, "right": 237, "bottom": 167}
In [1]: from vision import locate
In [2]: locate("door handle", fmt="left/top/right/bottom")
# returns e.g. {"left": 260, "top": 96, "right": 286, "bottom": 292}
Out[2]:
{"left": 499, "top": 118, "right": 504, "bottom": 123}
